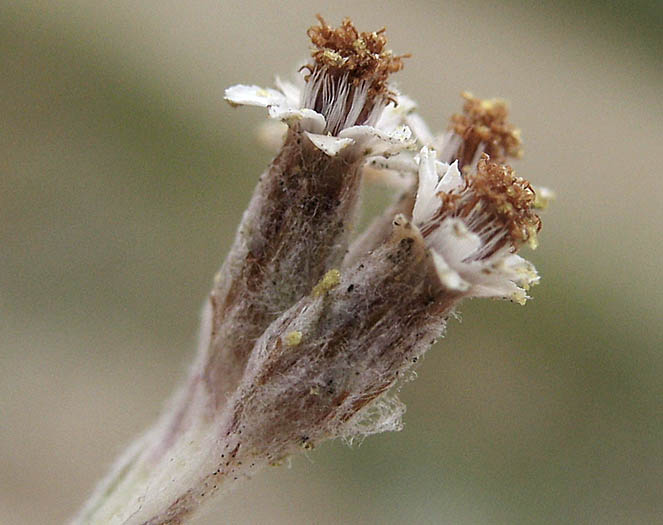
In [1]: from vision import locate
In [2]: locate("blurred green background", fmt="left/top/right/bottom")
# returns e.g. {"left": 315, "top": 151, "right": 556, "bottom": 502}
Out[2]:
{"left": 1, "top": 1, "right": 662, "bottom": 523}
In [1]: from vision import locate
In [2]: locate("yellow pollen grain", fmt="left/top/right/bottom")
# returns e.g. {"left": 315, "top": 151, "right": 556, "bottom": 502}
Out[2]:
{"left": 533, "top": 186, "right": 556, "bottom": 210}
{"left": 312, "top": 269, "right": 342, "bottom": 297}
{"left": 499, "top": 202, "right": 514, "bottom": 214}
{"left": 353, "top": 38, "right": 366, "bottom": 51}
{"left": 476, "top": 124, "right": 491, "bottom": 138}
{"left": 511, "top": 290, "right": 527, "bottom": 305}
{"left": 526, "top": 225, "right": 539, "bottom": 249}
{"left": 480, "top": 99, "right": 498, "bottom": 111}
{"left": 284, "top": 330, "right": 303, "bottom": 347}
{"left": 322, "top": 49, "right": 345, "bottom": 66}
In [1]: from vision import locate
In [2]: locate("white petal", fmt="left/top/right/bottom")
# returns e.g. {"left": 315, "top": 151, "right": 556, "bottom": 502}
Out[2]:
{"left": 375, "top": 93, "right": 417, "bottom": 131}
{"left": 392, "top": 93, "right": 418, "bottom": 115}
{"left": 501, "top": 254, "right": 540, "bottom": 289}
{"left": 412, "top": 146, "right": 439, "bottom": 225}
{"left": 374, "top": 103, "right": 400, "bottom": 132}
{"left": 406, "top": 113, "right": 434, "bottom": 145}
{"left": 364, "top": 154, "right": 418, "bottom": 175}
{"left": 431, "top": 249, "right": 470, "bottom": 292}
{"left": 429, "top": 218, "right": 482, "bottom": 263}
{"left": 269, "top": 106, "right": 326, "bottom": 133}
{"left": 274, "top": 76, "right": 302, "bottom": 107}
{"left": 305, "top": 132, "right": 355, "bottom": 156}
{"left": 435, "top": 160, "right": 463, "bottom": 193}
{"left": 224, "top": 84, "right": 286, "bottom": 107}
{"left": 435, "top": 131, "right": 463, "bottom": 164}
{"left": 470, "top": 279, "right": 522, "bottom": 301}
{"left": 459, "top": 253, "right": 538, "bottom": 303}
{"left": 338, "top": 125, "right": 415, "bottom": 155}
{"left": 361, "top": 154, "right": 417, "bottom": 189}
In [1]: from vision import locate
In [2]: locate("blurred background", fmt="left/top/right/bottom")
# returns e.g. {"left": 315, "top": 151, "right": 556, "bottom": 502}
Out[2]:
{"left": 1, "top": 0, "right": 662, "bottom": 523}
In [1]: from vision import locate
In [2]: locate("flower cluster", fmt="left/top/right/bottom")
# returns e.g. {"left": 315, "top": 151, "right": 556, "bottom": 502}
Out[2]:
{"left": 413, "top": 148, "right": 540, "bottom": 304}
{"left": 74, "top": 16, "right": 549, "bottom": 525}
{"left": 225, "top": 15, "right": 414, "bottom": 159}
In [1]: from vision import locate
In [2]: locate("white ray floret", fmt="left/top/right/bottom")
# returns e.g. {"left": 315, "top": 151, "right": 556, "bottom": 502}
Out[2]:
{"left": 225, "top": 73, "right": 417, "bottom": 162}
{"left": 411, "top": 147, "right": 539, "bottom": 303}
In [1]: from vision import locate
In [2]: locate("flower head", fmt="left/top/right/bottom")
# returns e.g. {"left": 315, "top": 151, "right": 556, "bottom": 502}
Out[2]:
{"left": 224, "top": 16, "right": 415, "bottom": 160}
{"left": 449, "top": 91, "right": 523, "bottom": 169}
{"left": 302, "top": 15, "right": 407, "bottom": 134}
{"left": 413, "top": 147, "right": 541, "bottom": 303}
{"left": 406, "top": 91, "right": 524, "bottom": 171}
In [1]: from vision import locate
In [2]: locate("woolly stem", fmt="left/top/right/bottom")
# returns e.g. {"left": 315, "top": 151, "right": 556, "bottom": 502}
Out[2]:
{"left": 73, "top": 218, "right": 461, "bottom": 525}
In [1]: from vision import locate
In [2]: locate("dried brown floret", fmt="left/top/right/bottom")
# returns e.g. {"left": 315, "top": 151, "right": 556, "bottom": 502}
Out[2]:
{"left": 305, "top": 15, "right": 408, "bottom": 100}
{"left": 449, "top": 92, "right": 523, "bottom": 169}
{"left": 470, "top": 155, "right": 540, "bottom": 247}
{"left": 426, "top": 155, "right": 540, "bottom": 257}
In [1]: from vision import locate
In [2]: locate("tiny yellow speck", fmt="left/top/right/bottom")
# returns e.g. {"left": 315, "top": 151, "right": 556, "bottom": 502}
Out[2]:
{"left": 312, "top": 269, "right": 341, "bottom": 297}
{"left": 511, "top": 290, "right": 527, "bottom": 306}
{"left": 353, "top": 38, "right": 366, "bottom": 51}
{"left": 480, "top": 99, "right": 497, "bottom": 111}
{"left": 526, "top": 226, "right": 539, "bottom": 250}
{"left": 323, "top": 49, "right": 345, "bottom": 66}
{"left": 533, "top": 186, "right": 556, "bottom": 210}
{"left": 284, "top": 330, "right": 302, "bottom": 347}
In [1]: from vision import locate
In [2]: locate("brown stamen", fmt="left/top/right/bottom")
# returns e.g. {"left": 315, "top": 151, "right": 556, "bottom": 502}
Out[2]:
{"left": 424, "top": 155, "right": 540, "bottom": 257}
{"left": 449, "top": 92, "right": 523, "bottom": 170}
{"left": 301, "top": 15, "right": 409, "bottom": 134}
{"left": 306, "top": 15, "right": 407, "bottom": 99}
{"left": 469, "top": 155, "right": 540, "bottom": 249}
